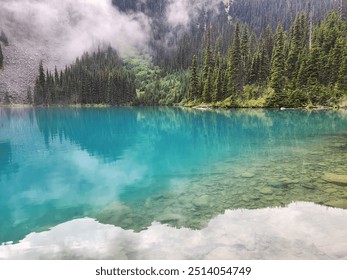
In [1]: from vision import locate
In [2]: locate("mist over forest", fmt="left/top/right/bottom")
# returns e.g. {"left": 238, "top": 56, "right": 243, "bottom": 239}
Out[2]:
{"left": 0, "top": 0, "right": 346, "bottom": 107}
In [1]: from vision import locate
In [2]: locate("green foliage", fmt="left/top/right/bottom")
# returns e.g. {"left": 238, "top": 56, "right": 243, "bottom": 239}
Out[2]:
{"left": 189, "top": 55, "right": 199, "bottom": 101}
{"left": 240, "top": 85, "right": 268, "bottom": 107}
{"left": 264, "top": 87, "right": 288, "bottom": 108}
{"left": 202, "top": 24, "right": 213, "bottom": 103}
{"left": 287, "top": 89, "right": 309, "bottom": 107}
{"left": 184, "top": 10, "right": 347, "bottom": 108}
{"left": 229, "top": 0, "right": 337, "bottom": 33}
{"left": 337, "top": 50, "right": 347, "bottom": 92}
{"left": 129, "top": 55, "right": 190, "bottom": 106}
{"left": 30, "top": 6, "right": 347, "bottom": 108}
{"left": 270, "top": 23, "right": 286, "bottom": 94}
{"left": 286, "top": 13, "right": 309, "bottom": 82}
{"left": 228, "top": 22, "right": 243, "bottom": 97}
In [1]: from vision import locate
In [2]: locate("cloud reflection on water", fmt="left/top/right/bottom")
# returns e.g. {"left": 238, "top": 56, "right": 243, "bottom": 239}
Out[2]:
{"left": 1, "top": 202, "right": 346, "bottom": 260}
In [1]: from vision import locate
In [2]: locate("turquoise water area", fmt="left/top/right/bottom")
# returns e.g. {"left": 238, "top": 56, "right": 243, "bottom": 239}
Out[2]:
{"left": 0, "top": 107, "right": 347, "bottom": 244}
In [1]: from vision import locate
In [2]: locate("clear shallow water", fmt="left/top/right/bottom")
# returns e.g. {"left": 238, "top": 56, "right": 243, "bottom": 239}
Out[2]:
{"left": 0, "top": 107, "right": 347, "bottom": 245}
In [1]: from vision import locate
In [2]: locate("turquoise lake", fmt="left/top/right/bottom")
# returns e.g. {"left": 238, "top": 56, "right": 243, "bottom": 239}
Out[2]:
{"left": 0, "top": 107, "right": 347, "bottom": 251}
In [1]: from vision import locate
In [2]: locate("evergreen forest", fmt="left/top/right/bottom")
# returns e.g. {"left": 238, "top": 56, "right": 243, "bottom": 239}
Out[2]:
{"left": 34, "top": 48, "right": 136, "bottom": 106}
{"left": 33, "top": 0, "right": 347, "bottom": 108}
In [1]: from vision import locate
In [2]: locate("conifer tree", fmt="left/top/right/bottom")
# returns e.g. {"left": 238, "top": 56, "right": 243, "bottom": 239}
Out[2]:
{"left": 337, "top": 52, "right": 347, "bottom": 92}
{"left": 202, "top": 24, "right": 213, "bottom": 103}
{"left": 249, "top": 51, "right": 261, "bottom": 84}
{"left": 0, "top": 30, "right": 9, "bottom": 46}
{"left": 270, "top": 23, "right": 286, "bottom": 94}
{"left": 286, "top": 13, "right": 308, "bottom": 83}
{"left": 306, "top": 46, "right": 322, "bottom": 87}
{"left": 327, "top": 37, "right": 345, "bottom": 85}
{"left": 26, "top": 87, "right": 33, "bottom": 104}
{"left": 202, "top": 68, "right": 212, "bottom": 103}
{"left": 228, "top": 22, "right": 242, "bottom": 98}
{"left": 34, "top": 61, "right": 46, "bottom": 105}
{"left": 189, "top": 55, "right": 199, "bottom": 101}
{"left": 296, "top": 50, "right": 309, "bottom": 87}
{"left": 0, "top": 44, "right": 3, "bottom": 69}
{"left": 240, "top": 25, "right": 250, "bottom": 88}
{"left": 33, "top": 49, "right": 135, "bottom": 106}
{"left": 266, "top": 23, "right": 287, "bottom": 107}
{"left": 212, "top": 52, "right": 223, "bottom": 102}
{"left": 258, "top": 25, "right": 274, "bottom": 84}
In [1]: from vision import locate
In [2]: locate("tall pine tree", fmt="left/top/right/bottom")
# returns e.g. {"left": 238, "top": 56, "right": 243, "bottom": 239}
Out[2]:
{"left": 270, "top": 23, "right": 286, "bottom": 94}
{"left": 189, "top": 55, "right": 199, "bottom": 101}
{"left": 0, "top": 44, "right": 3, "bottom": 69}
{"left": 267, "top": 23, "right": 287, "bottom": 107}
{"left": 227, "top": 22, "right": 242, "bottom": 99}
{"left": 202, "top": 24, "right": 214, "bottom": 103}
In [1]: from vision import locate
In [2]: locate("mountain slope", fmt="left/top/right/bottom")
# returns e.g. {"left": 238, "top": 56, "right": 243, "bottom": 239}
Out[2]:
{"left": 0, "top": 0, "right": 341, "bottom": 104}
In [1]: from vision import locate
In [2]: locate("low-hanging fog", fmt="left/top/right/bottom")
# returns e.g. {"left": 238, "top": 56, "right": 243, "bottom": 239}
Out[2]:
{"left": 0, "top": 0, "right": 152, "bottom": 61}
{"left": 0, "top": 0, "right": 223, "bottom": 102}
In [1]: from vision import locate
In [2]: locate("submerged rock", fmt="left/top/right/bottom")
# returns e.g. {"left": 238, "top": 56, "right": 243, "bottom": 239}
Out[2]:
{"left": 257, "top": 187, "right": 273, "bottom": 195}
{"left": 192, "top": 195, "right": 210, "bottom": 207}
{"left": 325, "top": 200, "right": 347, "bottom": 209}
{"left": 322, "top": 187, "right": 338, "bottom": 194}
{"left": 95, "top": 201, "right": 131, "bottom": 225}
{"left": 157, "top": 213, "right": 185, "bottom": 223}
{"left": 322, "top": 173, "right": 347, "bottom": 186}
{"left": 241, "top": 172, "right": 255, "bottom": 178}
{"left": 269, "top": 181, "right": 289, "bottom": 189}
{"left": 302, "top": 184, "right": 317, "bottom": 190}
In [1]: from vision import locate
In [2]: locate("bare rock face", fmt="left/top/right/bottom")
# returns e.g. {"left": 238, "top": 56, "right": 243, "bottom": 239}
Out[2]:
{"left": 0, "top": 28, "right": 66, "bottom": 104}
{"left": 0, "top": 43, "right": 41, "bottom": 104}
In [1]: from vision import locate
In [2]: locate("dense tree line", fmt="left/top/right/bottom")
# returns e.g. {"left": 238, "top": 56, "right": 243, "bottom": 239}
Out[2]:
{"left": 111, "top": 0, "right": 338, "bottom": 72}
{"left": 34, "top": 48, "right": 136, "bottom": 105}
{"left": 229, "top": 0, "right": 338, "bottom": 33}
{"left": 168, "top": 0, "right": 340, "bottom": 73}
{"left": 32, "top": 1, "right": 347, "bottom": 107}
{"left": 111, "top": 0, "right": 230, "bottom": 71}
{"left": 186, "top": 11, "right": 347, "bottom": 108}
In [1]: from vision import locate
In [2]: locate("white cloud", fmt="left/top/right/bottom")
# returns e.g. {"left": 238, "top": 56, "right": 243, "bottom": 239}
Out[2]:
{"left": 166, "top": 0, "right": 191, "bottom": 28}
{"left": 0, "top": 0, "right": 151, "bottom": 62}
{"left": 166, "top": 0, "right": 223, "bottom": 28}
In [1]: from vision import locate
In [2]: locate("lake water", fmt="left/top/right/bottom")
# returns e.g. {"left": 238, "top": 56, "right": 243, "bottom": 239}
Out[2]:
{"left": 1, "top": 107, "right": 347, "bottom": 259}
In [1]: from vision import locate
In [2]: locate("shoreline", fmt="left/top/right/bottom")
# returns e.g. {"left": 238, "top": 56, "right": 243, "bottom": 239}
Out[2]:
{"left": 1, "top": 103, "right": 347, "bottom": 110}
{"left": 1, "top": 102, "right": 347, "bottom": 111}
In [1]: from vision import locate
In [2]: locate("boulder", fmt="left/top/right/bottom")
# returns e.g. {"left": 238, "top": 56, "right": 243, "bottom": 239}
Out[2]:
{"left": 257, "top": 187, "right": 273, "bottom": 195}
{"left": 322, "top": 187, "right": 338, "bottom": 194}
{"left": 269, "top": 181, "right": 288, "bottom": 189}
{"left": 241, "top": 172, "right": 255, "bottom": 178}
{"left": 325, "top": 200, "right": 347, "bottom": 209}
{"left": 157, "top": 213, "right": 185, "bottom": 223}
{"left": 192, "top": 195, "right": 210, "bottom": 207}
{"left": 95, "top": 201, "right": 131, "bottom": 225}
{"left": 322, "top": 173, "right": 347, "bottom": 185}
